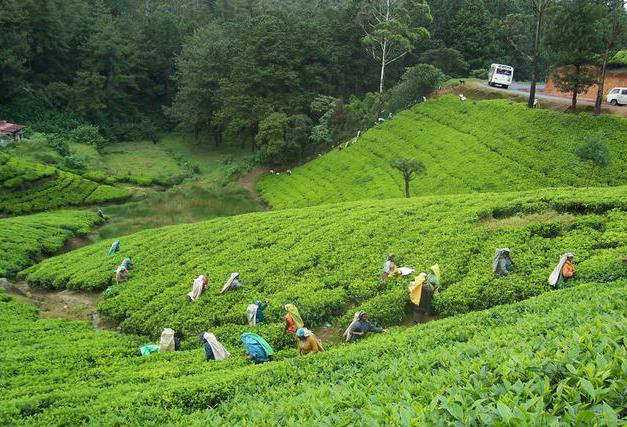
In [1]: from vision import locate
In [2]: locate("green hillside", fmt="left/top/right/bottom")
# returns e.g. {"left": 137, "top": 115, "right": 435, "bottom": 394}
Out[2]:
{"left": 21, "top": 186, "right": 626, "bottom": 350}
{"left": 1, "top": 280, "right": 624, "bottom": 424}
{"left": 0, "top": 210, "right": 102, "bottom": 278}
{"left": 0, "top": 154, "right": 130, "bottom": 216}
{"left": 259, "top": 97, "right": 627, "bottom": 209}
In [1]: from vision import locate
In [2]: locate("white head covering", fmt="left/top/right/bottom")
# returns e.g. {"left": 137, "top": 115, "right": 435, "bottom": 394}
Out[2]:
{"left": 247, "top": 303, "right": 259, "bottom": 326}
{"left": 159, "top": 328, "right": 176, "bottom": 352}
{"left": 548, "top": 253, "right": 574, "bottom": 287}
{"left": 343, "top": 311, "right": 365, "bottom": 342}
{"left": 187, "top": 275, "right": 207, "bottom": 302}
{"left": 202, "top": 332, "right": 230, "bottom": 361}
{"left": 221, "top": 272, "right": 240, "bottom": 293}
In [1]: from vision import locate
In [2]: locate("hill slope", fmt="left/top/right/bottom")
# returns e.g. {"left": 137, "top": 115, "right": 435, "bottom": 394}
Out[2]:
{"left": 21, "top": 186, "right": 626, "bottom": 350}
{"left": 259, "top": 96, "right": 627, "bottom": 209}
{"left": 0, "top": 210, "right": 102, "bottom": 277}
{"left": 1, "top": 281, "right": 624, "bottom": 424}
{"left": 0, "top": 154, "right": 130, "bottom": 215}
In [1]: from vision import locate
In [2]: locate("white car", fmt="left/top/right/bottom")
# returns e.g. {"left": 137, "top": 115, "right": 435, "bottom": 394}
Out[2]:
{"left": 606, "top": 87, "right": 627, "bottom": 106}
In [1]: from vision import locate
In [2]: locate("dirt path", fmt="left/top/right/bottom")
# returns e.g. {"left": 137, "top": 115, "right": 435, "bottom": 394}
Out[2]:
{"left": 1, "top": 279, "right": 114, "bottom": 329}
{"left": 238, "top": 167, "right": 271, "bottom": 210}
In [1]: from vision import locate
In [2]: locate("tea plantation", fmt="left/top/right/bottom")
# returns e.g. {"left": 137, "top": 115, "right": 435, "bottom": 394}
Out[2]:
{"left": 21, "top": 186, "right": 626, "bottom": 350}
{"left": 0, "top": 154, "right": 130, "bottom": 215}
{"left": 259, "top": 96, "right": 627, "bottom": 209}
{"left": 0, "top": 210, "right": 102, "bottom": 278}
{"left": 1, "top": 279, "right": 624, "bottom": 424}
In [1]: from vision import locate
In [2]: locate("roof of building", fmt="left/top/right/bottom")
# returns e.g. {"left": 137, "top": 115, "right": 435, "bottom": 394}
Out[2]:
{"left": 0, "top": 121, "right": 25, "bottom": 135}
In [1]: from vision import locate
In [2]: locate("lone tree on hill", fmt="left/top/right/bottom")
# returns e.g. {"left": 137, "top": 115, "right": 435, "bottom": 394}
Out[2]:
{"left": 391, "top": 158, "right": 425, "bottom": 198}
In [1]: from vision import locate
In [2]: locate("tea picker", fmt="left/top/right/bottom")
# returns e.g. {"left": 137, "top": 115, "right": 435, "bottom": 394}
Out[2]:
{"left": 549, "top": 253, "right": 575, "bottom": 288}
{"left": 241, "top": 332, "right": 274, "bottom": 363}
{"left": 284, "top": 303, "right": 304, "bottom": 334}
{"left": 382, "top": 254, "right": 414, "bottom": 280}
{"left": 114, "top": 257, "right": 133, "bottom": 284}
{"left": 343, "top": 311, "right": 385, "bottom": 342}
{"left": 296, "top": 328, "right": 324, "bottom": 355}
{"left": 107, "top": 240, "right": 120, "bottom": 256}
{"left": 220, "top": 272, "right": 243, "bottom": 293}
{"left": 188, "top": 275, "right": 209, "bottom": 302}
{"left": 408, "top": 264, "right": 441, "bottom": 320}
{"left": 247, "top": 300, "right": 268, "bottom": 326}
{"left": 199, "top": 332, "right": 230, "bottom": 361}
{"left": 492, "top": 248, "right": 513, "bottom": 276}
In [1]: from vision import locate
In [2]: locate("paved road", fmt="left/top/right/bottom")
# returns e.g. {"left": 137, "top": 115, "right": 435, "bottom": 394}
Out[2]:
{"left": 478, "top": 82, "right": 627, "bottom": 116}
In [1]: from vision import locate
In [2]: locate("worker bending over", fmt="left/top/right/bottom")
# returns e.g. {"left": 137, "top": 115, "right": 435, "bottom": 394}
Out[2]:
{"left": 492, "top": 248, "right": 513, "bottom": 276}
{"left": 198, "top": 332, "right": 230, "bottom": 361}
{"left": 549, "top": 253, "right": 575, "bottom": 288}
{"left": 284, "top": 303, "right": 304, "bottom": 334}
{"left": 343, "top": 311, "right": 385, "bottom": 342}
{"left": 241, "top": 332, "right": 274, "bottom": 363}
{"left": 296, "top": 328, "right": 324, "bottom": 355}
{"left": 409, "top": 264, "right": 440, "bottom": 320}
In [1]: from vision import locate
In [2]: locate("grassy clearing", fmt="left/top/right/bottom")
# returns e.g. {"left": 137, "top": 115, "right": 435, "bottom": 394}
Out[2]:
{"left": 0, "top": 211, "right": 102, "bottom": 278}
{"left": 259, "top": 96, "right": 627, "bottom": 209}
{"left": 0, "top": 280, "right": 623, "bottom": 424}
{"left": 21, "top": 186, "right": 626, "bottom": 351}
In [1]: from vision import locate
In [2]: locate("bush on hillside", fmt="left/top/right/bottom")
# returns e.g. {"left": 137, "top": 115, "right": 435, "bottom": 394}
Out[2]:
{"left": 470, "top": 68, "right": 488, "bottom": 79}
{"left": 575, "top": 134, "right": 610, "bottom": 167}
{"left": 387, "top": 64, "right": 445, "bottom": 114}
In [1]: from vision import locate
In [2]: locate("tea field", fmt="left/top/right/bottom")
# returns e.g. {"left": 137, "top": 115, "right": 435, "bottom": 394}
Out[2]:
{"left": 259, "top": 96, "right": 627, "bottom": 209}
{"left": 0, "top": 154, "right": 130, "bottom": 215}
{"left": 0, "top": 210, "right": 102, "bottom": 278}
{"left": 21, "top": 186, "right": 626, "bottom": 350}
{"left": 1, "top": 279, "right": 624, "bottom": 424}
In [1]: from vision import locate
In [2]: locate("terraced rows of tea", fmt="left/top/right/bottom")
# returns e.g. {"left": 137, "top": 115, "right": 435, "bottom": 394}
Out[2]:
{"left": 259, "top": 97, "right": 627, "bottom": 209}
{"left": 22, "top": 186, "right": 626, "bottom": 350}
{"left": 0, "top": 154, "right": 130, "bottom": 215}
{"left": 1, "top": 280, "right": 624, "bottom": 424}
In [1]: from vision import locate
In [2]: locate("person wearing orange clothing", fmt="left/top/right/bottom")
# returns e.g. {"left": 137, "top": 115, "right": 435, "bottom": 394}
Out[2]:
{"left": 549, "top": 253, "right": 575, "bottom": 288}
{"left": 284, "top": 304, "right": 304, "bottom": 334}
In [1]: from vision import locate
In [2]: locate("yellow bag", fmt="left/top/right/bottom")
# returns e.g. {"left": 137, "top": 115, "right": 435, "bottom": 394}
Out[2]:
{"left": 409, "top": 273, "right": 427, "bottom": 305}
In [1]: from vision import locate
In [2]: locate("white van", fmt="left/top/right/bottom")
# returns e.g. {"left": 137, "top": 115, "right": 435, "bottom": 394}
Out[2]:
{"left": 488, "top": 64, "right": 514, "bottom": 89}
{"left": 606, "top": 87, "right": 627, "bottom": 106}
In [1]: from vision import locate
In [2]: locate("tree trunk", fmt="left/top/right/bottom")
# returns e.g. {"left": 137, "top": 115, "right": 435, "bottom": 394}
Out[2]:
{"left": 404, "top": 176, "right": 410, "bottom": 198}
{"left": 571, "top": 90, "right": 578, "bottom": 110}
{"left": 594, "top": 51, "right": 609, "bottom": 116}
{"left": 379, "top": 45, "right": 386, "bottom": 94}
{"left": 528, "top": 9, "right": 543, "bottom": 108}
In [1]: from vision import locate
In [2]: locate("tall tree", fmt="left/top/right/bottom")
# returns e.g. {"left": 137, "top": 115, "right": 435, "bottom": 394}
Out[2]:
{"left": 545, "top": 0, "right": 606, "bottom": 109}
{"left": 359, "top": 0, "right": 431, "bottom": 93}
{"left": 594, "top": 0, "right": 626, "bottom": 115}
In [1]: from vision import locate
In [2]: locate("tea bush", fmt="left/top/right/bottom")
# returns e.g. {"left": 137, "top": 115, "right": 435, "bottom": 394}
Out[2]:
{"left": 0, "top": 280, "right": 624, "bottom": 424}
{"left": 0, "top": 154, "right": 130, "bottom": 215}
{"left": 0, "top": 210, "right": 102, "bottom": 278}
{"left": 259, "top": 96, "right": 627, "bottom": 209}
{"left": 21, "top": 186, "right": 626, "bottom": 349}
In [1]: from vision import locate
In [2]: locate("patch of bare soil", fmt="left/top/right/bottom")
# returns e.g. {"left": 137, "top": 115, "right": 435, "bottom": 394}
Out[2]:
{"left": 238, "top": 167, "right": 271, "bottom": 210}
{"left": 1, "top": 279, "right": 114, "bottom": 330}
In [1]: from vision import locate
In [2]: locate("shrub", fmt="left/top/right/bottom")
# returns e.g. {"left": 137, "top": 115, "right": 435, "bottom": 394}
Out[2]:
{"left": 575, "top": 133, "right": 610, "bottom": 167}
{"left": 470, "top": 68, "right": 488, "bottom": 79}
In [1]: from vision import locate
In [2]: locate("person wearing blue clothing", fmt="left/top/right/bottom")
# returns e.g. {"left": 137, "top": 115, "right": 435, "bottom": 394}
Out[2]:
{"left": 241, "top": 332, "right": 274, "bottom": 363}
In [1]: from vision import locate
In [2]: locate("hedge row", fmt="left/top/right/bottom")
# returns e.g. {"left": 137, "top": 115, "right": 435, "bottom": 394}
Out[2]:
{"left": 0, "top": 154, "right": 130, "bottom": 215}
{"left": 21, "top": 186, "right": 626, "bottom": 349}
{"left": 0, "top": 280, "right": 624, "bottom": 424}
{"left": 259, "top": 96, "right": 627, "bottom": 209}
{"left": 0, "top": 210, "right": 102, "bottom": 278}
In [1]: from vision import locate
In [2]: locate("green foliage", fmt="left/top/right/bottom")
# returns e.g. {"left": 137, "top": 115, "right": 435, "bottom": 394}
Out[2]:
{"left": 0, "top": 277, "right": 624, "bottom": 423}
{"left": 390, "top": 157, "right": 425, "bottom": 197}
{"left": 20, "top": 187, "right": 627, "bottom": 351}
{"left": 575, "top": 134, "right": 611, "bottom": 167}
{"left": 0, "top": 154, "right": 130, "bottom": 215}
{"left": 470, "top": 68, "right": 488, "bottom": 79}
{"left": 259, "top": 96, "right": 627, "bottom": 208}
{"left": 67, "top": 125, "right": 107, "bottom": 149}
{"left": 386, "top": 64, "right": 445, "bottom": 114}
{"left": 0, "top": 210, "right": 101, "bottom": 278}
{"left": 419, "top": 48, "right": 468, "bottom": 77}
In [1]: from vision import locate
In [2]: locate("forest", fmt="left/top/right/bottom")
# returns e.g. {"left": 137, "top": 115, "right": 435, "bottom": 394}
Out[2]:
{"left": 2, "top": 0, "right": 624, "bottom": 165}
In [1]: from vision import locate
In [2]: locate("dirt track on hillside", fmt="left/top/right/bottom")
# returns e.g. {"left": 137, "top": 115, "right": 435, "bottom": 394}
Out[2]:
{"left": 239, "top": 167, "right": 271, "bottom": 210}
